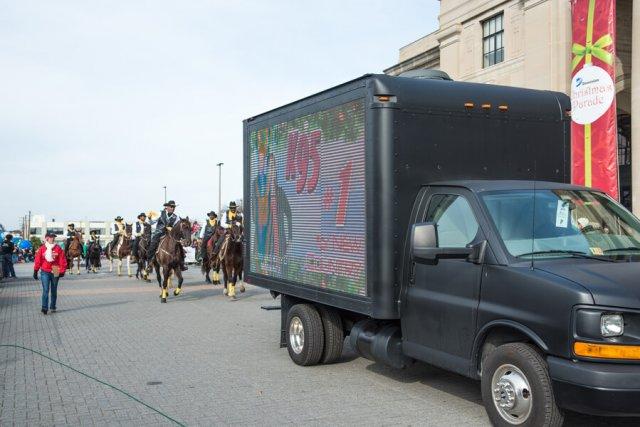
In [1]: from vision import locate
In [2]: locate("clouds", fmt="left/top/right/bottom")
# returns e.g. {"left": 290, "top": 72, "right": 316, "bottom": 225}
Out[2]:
{"left": 0, "top": 0, "right": 438, "bottom": 227}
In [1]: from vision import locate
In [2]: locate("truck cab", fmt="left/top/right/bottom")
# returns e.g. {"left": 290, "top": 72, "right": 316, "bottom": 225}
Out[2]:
{"left": 404, "top": 180, "right": 640, "bottom": 424}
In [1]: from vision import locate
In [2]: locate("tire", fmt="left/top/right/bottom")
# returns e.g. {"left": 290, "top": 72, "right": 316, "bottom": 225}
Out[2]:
{"left": 481, "top": 343, "right": 564, "bottom": 427}
{"left": 317, "top": 306, "right": 344, "bottom": 364}
{"left": 286, "top": 304, "right": 325, "bottom": 366}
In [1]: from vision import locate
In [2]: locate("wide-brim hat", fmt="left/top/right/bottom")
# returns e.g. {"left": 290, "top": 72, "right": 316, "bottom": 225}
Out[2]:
{"left": 137, "top": 212, "right": 147, "bottom": 219}
{"left": 228, "top": 201, "right": 237, "bottom": 208}
{"left": 115, "top": 216, "right": 123, "bottom": 221}
{"left": 45, "top": 232, "right": 57, "bottom": 238}
{"left": 164, "top": 200, "right": 177, "bottom": 208}
{"left": 68, "top": 223, "right": 75, "bottom": 227}
{"left": 207, "top": 211, "right": 217, "bottom": 217}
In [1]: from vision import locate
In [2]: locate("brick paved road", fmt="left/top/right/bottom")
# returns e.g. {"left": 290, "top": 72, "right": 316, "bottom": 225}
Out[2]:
{"left": 1, "top": 262, "right": 639, "bottom": 426}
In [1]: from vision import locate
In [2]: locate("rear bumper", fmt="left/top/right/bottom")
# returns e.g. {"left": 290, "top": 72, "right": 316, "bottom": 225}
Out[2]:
{"left": 548, "top": 356, "right": 640, "bottom": 416}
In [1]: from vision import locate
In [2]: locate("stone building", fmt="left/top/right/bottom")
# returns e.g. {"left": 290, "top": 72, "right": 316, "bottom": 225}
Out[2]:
{"left": 386, "top": 0, "right": 636, "bottom": 210}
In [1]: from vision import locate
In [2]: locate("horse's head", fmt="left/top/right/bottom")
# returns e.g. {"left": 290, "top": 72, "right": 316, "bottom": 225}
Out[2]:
{"left": 178, "top": 217, "right": 192, "bottom": 246}
{"left": 125, "top": 223, "right": 133, "bottom": 238}
{"left": 230, "top": 223, "right": 244, "bottom": 243}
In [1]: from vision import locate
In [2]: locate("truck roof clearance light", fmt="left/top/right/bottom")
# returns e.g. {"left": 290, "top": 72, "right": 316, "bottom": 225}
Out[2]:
{"left": 464, "top": 102, "right": 474, "bottom": 109}
{"left": 481, "top": 103, "right": 491, "bottom": 110}
{"left": 376, "top": 95, "right": 391, "bottom": 102}
{"left": 573, "top": 342, "right": 640, "bottom": 360}
{"left": 498, "top": 105, "right": 508, "bottom": 112}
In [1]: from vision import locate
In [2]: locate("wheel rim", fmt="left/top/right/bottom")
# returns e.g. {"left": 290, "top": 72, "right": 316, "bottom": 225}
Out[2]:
{"left": 491, "top": 364, "right": 533, "bottom": 425}
{"left": 289, "top": 316, "right": 304, "bottom": 354}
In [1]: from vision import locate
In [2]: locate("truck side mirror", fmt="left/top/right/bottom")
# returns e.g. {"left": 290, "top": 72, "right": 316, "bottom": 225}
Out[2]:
{"left": 411, "top": 222, "right": 478, "bottom": 264}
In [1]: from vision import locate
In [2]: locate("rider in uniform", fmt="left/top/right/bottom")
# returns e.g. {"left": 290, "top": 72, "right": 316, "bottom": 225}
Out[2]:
{"left": 199, "top": 211, "right": 218, "bottom": 262}
{"left": 110, "top": 216, "right": 125, "bottom": 254}
{"left": 131, "top": 212, "right": 147, "bottom": 262}
{"left": 220, "top": 201, "right": 243, "bottom": 229}
{"left": 65, "top": 223, "right": 77, "bottom": 250}
{"left": 146, "top": 200, "right": 187, "bottom": 271}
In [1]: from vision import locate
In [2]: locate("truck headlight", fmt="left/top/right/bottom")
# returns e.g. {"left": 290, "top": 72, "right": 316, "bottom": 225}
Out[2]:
{"left": 601, "top": 314, "right": 624, "bottom": 337}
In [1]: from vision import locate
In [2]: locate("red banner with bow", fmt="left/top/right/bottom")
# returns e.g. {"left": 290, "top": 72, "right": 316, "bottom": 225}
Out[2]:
{"left": 571, "top": 0, "right": 618, "bottom": 199}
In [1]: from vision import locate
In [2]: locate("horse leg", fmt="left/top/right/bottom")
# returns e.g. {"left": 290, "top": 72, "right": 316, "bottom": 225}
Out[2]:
{"left": 226, "top": 262, "right": 236, "bottom": 300}
{"left": 117, "top": 258, "right": 121, "bottom": 276}
{"left": 173, "top": 270, "right": 183, "bottom": 296}
{"left": 161, "top": 266, "right": 169, "bottom": 303}
{"left": 127, "top": 255, "right": 132, "bottom": 277}
{"left": 154, "top": 262, "right": 162, "bottom": 287}
{"left": 221, "top": 264, "right": 228, "bottom": 295}
{"left": 76, "top": 257, "right": 80, "bottom": 275}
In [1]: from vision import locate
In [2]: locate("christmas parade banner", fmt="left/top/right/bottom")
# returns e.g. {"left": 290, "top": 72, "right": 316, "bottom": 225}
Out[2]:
{"left": 571, "top": 0, "right": 618, "bottom": 199}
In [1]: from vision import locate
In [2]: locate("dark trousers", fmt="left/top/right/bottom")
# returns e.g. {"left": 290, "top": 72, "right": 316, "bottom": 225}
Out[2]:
{"left": 200, "top": 235, "right": 213, "bottom": 259}
{"left": 40, "top": 271, "right": 59, "bottom": 310}
{"left": 147, "top": 233, "right": 163, "bottom": 261}
{"left": 2, "top": 254, "right": 15, "bottom": 278}
{"left": 132, "top": 238, "right": 140, "bottom": 257}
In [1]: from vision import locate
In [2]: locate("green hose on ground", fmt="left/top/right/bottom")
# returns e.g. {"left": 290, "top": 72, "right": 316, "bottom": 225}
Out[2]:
{"left": 0, "top": 344, "right": 185, "bottom": 426}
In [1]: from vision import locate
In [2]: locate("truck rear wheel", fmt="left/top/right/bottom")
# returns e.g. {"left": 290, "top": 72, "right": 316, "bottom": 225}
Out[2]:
{"left": 481, "top": 343, "right": 563, "bottom": 427}
{"left": 317, "top": 306, "right": 344, "bottom": 364}
{"left": 286, "top": 304, "right": 325, "bottom": 366}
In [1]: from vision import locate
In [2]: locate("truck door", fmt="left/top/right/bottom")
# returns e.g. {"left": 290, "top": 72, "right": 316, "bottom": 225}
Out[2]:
{"left": 402, "top": 187, "right": 484, "bottom": 376}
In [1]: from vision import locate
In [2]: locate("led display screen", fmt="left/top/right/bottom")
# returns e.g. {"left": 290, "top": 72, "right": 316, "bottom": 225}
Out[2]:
{"left": 248, "top": 99, "right": 366, "bottom": 296}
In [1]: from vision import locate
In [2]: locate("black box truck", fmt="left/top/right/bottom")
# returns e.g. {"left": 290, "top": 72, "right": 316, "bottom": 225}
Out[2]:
{"left": 243, "top": 73, "right": 640, "bottom": 425}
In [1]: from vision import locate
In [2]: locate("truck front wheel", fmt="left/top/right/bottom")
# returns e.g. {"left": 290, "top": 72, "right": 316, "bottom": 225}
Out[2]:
{"left": 286, "top": 304, "right": 325, "bottom": 366}
{"left": 481, "top": 343, "right": 563, "bottom": 427}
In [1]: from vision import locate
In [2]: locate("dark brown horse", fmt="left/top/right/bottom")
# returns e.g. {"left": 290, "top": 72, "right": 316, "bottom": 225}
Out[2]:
{"left": 105, "top": 224, "right": 133, "bottom": 276}
{"left": 86, "top": 240, "right": 102, "bottom": 273}
{"left": 201, "top": 225, "right": 225, "bottom": 285}
{"left": 152, "top": 218, "right": 192, "bottom": 303}
{"left": 135, "top": 223, "right": 152, "bottom": 281}
{"left": 220, "top": 224, "right": 244, "bottom": 300}
{"left": 66, "top": 231, "right": 84, "bottom": 275}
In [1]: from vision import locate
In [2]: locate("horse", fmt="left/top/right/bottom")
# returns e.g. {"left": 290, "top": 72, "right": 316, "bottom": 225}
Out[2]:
{"left": 219, "top": 223, "right": 245, "bottom": 300}
{"left": 201, "top": 225, "right": 225, "bottom": 285}
{"left": 105, "top": 223, "right": 133, "bottom": 277}
{"left": 66, "top": 231, "right": 84, "bottom": 275}
{"left": 135, "top": 223, "right": 152, "bottom": 282}
{"left": 152, "top": 218, "right": 192, "bottom": 303}
{"left": 86, "top": 240, "right": 102, "bottom": 273}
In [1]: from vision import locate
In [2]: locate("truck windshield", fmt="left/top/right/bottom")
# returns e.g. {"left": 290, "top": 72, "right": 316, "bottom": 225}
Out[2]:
{"left": 480, "top": 189, "right": 640, "bottom": 260}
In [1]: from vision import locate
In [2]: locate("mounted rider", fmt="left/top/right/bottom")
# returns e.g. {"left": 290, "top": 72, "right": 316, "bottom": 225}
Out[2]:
{"left": 65, "top": 223, "right": 78, "bottom": 250}
{"left": 109, "top": 216, "right": 125, "bottom": 255}
{"left": 131, "top": 212, "right": 148, "bottom": 262}
{"left": 199, "top": 211, "right": 219, "bottom": 261}
{"left": 86, "top": 230, "right": 101, "bottom": 270}
{"left": 146, "top": 200, "right": 187, "bottom": 271}
{"left": 221, "top": 201, "right": 243, "bottom": 229}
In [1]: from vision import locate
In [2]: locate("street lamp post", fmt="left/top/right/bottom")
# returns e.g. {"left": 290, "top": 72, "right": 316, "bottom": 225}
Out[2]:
{"left": 216, "top": 162, "right": 224, "bottom": 215}
{"left": 163, "top": 186, "right": 167, "bottom": 204}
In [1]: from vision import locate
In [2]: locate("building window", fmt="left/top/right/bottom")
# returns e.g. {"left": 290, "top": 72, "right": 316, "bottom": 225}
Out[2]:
{"left": 483, "top": 14, "right": 504, "bottom": 68}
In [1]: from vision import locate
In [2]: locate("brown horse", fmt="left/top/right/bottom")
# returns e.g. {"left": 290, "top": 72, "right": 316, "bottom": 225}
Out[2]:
{"left": 105, "top": 224, "right": 133, "bottom": 277}
{"left": 220, "top": 224, "right": 244, "bottom": 300}
{"left": 152, "top": 218, "right": 192, "bottom": 303}
{"left": 66, "top": 231, "right": 84, "bottom": 275}
{"left": 201, "top": 225, "right": 225, "bottom": 285}
{"left": 135, "top": 223, "right": 152, "bottom": 282}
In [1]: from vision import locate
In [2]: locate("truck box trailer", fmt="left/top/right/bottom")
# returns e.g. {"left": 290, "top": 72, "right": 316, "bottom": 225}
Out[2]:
{"left": 243, "top": 74, "right": 640, "bottom": 424}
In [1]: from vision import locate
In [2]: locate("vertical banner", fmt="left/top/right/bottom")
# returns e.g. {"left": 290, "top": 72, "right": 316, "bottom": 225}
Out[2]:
{"left": 571, "top": 0, "right": 617, "bottom": 199}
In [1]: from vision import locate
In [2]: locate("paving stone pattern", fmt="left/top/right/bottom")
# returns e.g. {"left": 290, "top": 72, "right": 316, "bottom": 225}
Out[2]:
{"left": 1, "top": 263, "right": 638, "bottom": 426}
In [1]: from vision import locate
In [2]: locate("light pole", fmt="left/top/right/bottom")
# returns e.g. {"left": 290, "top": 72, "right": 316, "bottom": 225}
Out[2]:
{"left": 163, "top": 186, "right": 167, "bottom": 203}
{"left": 216, "top": 162, "right": 224, "bottom": 214}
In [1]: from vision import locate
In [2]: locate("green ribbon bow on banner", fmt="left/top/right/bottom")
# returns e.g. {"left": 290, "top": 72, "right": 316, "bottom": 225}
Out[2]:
{"left": 571, "top": 0, "right": 613, "bottom": 71}
{"left": 572, "top": 34, "right": 614, "bottom": 71}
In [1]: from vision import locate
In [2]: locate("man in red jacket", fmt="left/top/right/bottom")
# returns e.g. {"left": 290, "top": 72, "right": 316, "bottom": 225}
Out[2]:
{"left": 34, "top": 232, "right": 67, "bottom": 314}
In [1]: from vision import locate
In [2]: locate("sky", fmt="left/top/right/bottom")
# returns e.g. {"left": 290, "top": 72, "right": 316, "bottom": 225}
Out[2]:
{"left": 0, "top": 0, "right": 439, "bottom": 229}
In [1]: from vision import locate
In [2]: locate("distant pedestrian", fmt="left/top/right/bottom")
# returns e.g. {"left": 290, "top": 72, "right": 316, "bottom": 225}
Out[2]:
{"left": 1, "top": 234, "right": 16, "bottom": 278}
{"left": 33, "top": 232, "right": 67, "bottom": 315}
